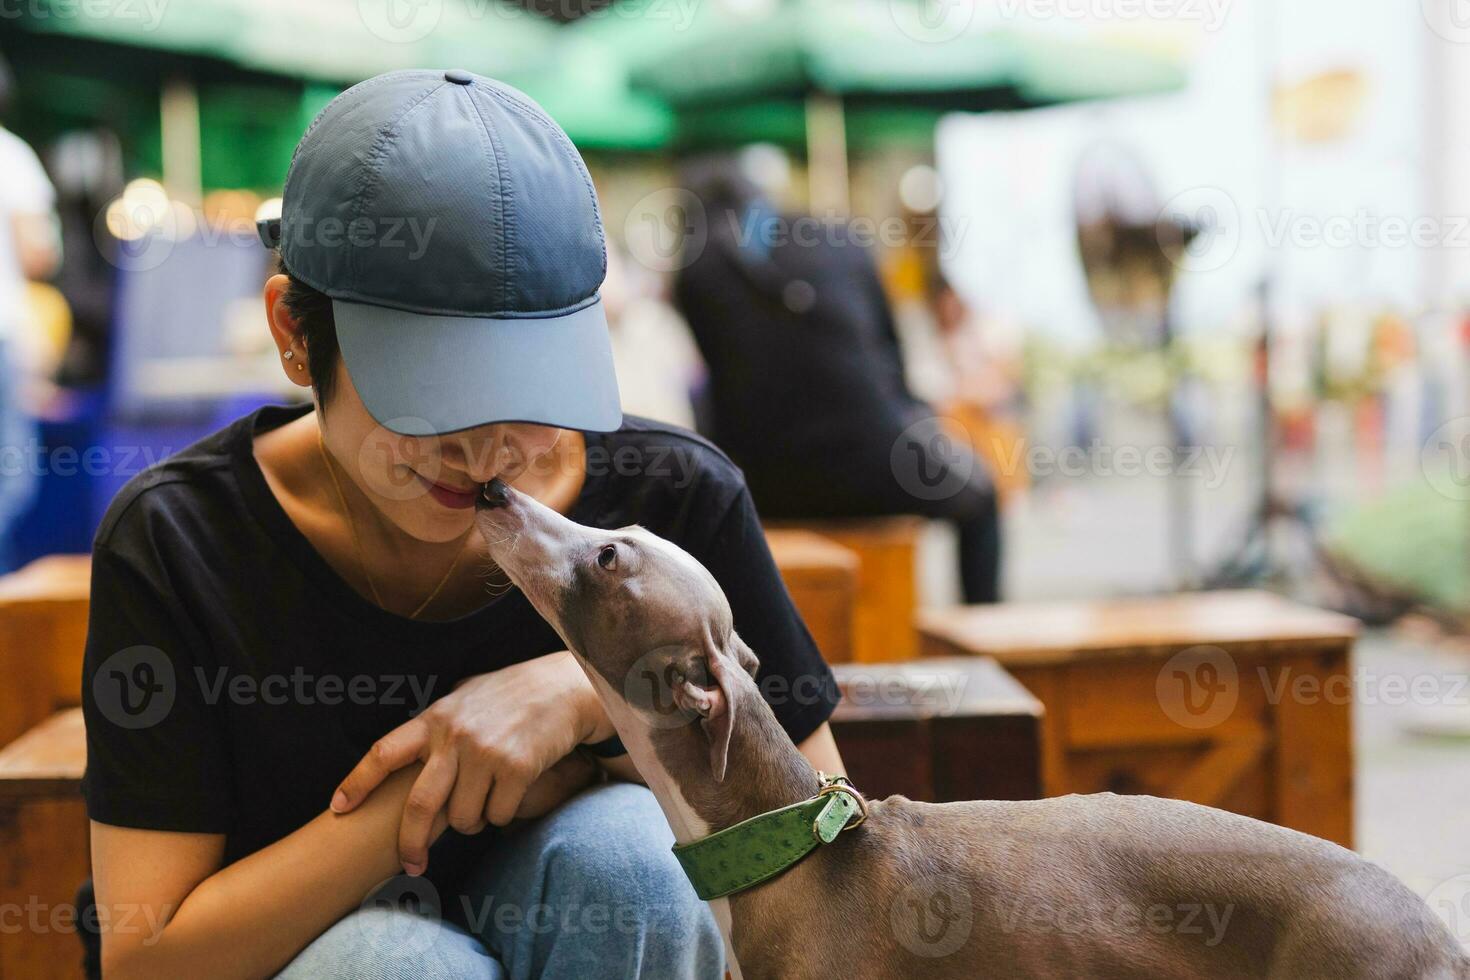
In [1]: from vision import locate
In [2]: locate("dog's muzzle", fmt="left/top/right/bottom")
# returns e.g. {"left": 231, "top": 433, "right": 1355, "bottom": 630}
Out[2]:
{"left": 479, "top": 477, "right": 513, "bottom": 510}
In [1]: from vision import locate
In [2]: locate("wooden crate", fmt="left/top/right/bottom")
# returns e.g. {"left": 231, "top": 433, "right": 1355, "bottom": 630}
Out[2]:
{"left": 767, "top": 517, "right": 922, "bottom": 663}
{"left": 830, "top": 657, "right": 1044, "bottom": 803}
{"left": 0, "top": 708, "right": 89, "bottom": 980}
{"left": 919, "top": 590, "right": 1359, "bottom": 847}
{"left": 0, "top": 555, "right": 92, "bottom": 746}
{"left": 765, "top": 529, "right": 859, "bottom": 664}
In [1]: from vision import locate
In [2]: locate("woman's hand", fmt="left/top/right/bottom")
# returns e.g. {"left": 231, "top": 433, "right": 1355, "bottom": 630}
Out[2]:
{"left": 330, "top": 650, "right": 614, "bottom": 875}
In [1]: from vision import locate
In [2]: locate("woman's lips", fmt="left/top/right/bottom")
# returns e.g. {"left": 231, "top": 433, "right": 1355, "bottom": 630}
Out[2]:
{"left": 416, "top": 473, "right": 480, "bottom": 510}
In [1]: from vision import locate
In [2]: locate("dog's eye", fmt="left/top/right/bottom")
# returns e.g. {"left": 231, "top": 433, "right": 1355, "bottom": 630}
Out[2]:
{"left": 597, "top": 544, "right": 618, "bottom": 570}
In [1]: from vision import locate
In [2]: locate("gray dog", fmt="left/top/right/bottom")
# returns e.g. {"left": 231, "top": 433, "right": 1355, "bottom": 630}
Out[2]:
{"left": 474, "top": 479, "right": 1467, "bottom": 980}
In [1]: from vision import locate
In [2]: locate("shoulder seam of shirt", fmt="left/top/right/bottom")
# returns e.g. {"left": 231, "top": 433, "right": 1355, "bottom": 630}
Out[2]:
{"left": 94, "top": 460, "right": 231, "bottom": 549}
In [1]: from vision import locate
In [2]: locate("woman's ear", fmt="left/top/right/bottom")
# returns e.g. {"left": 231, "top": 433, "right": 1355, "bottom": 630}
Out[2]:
{"left": 264, "top": 273, "right": 311, "bottom": 388}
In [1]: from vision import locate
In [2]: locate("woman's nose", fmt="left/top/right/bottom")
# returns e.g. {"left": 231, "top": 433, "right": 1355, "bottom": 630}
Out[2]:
{"left": 440, "top": 428, "right": 514, "bottom": 480}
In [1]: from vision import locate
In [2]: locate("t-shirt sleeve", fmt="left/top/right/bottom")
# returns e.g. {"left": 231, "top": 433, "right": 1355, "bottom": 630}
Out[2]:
{"left": 693, "top": 488, "right": 839, "bottom": 745}
{"left": 0, "top": 131, "right": 56, "bottom": 215}
{"left": 81, "top": 541, "right": 235, "bottom": 833}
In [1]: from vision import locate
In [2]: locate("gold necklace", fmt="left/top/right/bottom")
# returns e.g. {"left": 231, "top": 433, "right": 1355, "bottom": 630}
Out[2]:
{"left": 316, "top": 429, "right": 466, "bottom": 620}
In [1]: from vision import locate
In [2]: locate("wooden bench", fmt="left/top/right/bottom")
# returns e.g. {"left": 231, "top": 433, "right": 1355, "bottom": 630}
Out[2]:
{"left": 767, "top": 517, "right": 922, "bottom": 663}
{"left": 0, "top": 708, "right": 89, "bottom": 980}
{"left": 830, "top": 657, "right": 1044, "bottom": 802}
{"left": 0, "top": 556, "right": 93, "bottom": 980}
{"left": 765, "top": 529, "right": 859, "bottom": 664}
{"left": 919, "top": 590, "right": 1359, "bottom": 847}
{"left": 0, "top": 555, "right": 91, "bottom": 746}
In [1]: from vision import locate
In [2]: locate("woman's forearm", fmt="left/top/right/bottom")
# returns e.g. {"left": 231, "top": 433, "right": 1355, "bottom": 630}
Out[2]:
{"left": 105, "top": 767, "right": 430, "bottom": 980}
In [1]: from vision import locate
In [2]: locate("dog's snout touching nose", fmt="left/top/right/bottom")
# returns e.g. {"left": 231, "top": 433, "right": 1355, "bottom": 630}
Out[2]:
{"left": 480, "top": 478, "right": 512, "bottom": 509}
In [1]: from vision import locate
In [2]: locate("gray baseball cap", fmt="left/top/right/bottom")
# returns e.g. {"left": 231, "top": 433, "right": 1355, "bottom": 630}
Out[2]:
{"left": 260, "top": 69, "right": 621, "bottom": 436}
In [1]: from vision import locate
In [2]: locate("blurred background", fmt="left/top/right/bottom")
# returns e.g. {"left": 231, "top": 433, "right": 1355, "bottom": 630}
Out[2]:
{"left": 4, "top": 0, "right": 1470, "bottom": 952}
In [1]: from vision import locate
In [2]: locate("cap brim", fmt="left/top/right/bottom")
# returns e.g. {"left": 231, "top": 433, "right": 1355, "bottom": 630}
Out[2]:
{"left": 332, "top": 297, "right": 623, "bottom": 436}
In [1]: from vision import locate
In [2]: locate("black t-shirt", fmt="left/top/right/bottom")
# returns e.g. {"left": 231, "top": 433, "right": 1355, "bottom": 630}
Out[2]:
{"left": 81, "top": 404, "right": 837, "bottom": 875}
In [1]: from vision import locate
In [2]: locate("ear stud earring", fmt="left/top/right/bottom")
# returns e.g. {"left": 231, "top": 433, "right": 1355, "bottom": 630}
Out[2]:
{"left": 283, "top": 349, "right": 294, "bottom": 360}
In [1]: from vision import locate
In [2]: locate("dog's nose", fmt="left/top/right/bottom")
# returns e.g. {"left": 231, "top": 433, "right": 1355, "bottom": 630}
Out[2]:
{"left": 479, "top": 478, "right": 512, "bottom": 509}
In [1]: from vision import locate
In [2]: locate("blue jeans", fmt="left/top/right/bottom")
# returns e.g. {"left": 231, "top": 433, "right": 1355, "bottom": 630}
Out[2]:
{"left": 277, "top": 782, "right": 724, "bottom": 979}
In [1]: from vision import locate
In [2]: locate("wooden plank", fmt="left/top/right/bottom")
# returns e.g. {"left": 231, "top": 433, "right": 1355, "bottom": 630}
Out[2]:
{"left": 1166, "top": 728, "right": 1270, "bottom": 806}
{"left": 1061, "top": 658, "right": 1270, "bottom": 749}
{"left": 829, "top": 717, "right": 935, "bottom": 801}
{"left": 933, "top": 713, "right": 1044, "bottom": 802}
{"left": 1008, "top": 666, "right": 1070, "bottom": 797}
{"left": 0, "top": 796, "right": 90, "bottom": 980}
{"left": 830, "top": 658, "right": 1043, "bottom": 802}
{"left": 765, "top": 530, "right": 858, "bottom": 664}
{"left": 0, "top": 556, "right": 92, "bottom": 747}
{"left": 0, "top": 705, "right": 91, "bottom": 980}
{"left": 0, "top": 709, "right": 87, "bottom": 800}
{"left": 831, "top": 657, "right": 1041, "bottom": 722}
{"left": 773, "top": 518, "right": 922, "bottom": 663}
{"left": 924, "top": 593, "right": 1357, "bottom": 843}
{"left": 918, "top": 591, "right": 1359, "bottom": 667}
{"left": 1270, "top": 651, "right": 1354, "bottom": 848}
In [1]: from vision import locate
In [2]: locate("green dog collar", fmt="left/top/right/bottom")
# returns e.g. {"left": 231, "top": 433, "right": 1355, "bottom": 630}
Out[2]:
{"left": 672, "top": 773, "right": 867, "bottom": 901}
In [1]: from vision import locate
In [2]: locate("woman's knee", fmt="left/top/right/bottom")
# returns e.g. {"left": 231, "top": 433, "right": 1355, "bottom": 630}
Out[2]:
{"left": 482, "top": 782, "right": 723, "bottom": 976}
{"left": 539, "top": 783, "right": 707, "bottom": 916}
{"left": 278, "top": 906, "right": 501, "bottom": 980}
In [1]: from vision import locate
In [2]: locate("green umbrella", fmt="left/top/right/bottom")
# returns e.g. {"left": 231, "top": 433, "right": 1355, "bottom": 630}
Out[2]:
{"left": 506, "top": 34, "right": 674, "bottom": 152}
{"left": 14, "top": 0, "right": 555, "bottom": 84}
{"left": 631, "top": 0, "right": 1184, "bottom": 108}
{"left": 624, "top": 0, "right": 1186, "bottom": 206}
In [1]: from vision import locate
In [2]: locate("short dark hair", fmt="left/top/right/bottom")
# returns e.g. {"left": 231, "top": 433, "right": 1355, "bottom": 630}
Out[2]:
{"left": 275, "top": 253, "right": 340, "bottom": 409}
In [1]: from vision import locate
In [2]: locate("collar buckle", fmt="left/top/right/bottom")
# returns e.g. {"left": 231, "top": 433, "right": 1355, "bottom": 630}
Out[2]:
{"left": 813, "top": 773, "right": 868, "bottom": 842}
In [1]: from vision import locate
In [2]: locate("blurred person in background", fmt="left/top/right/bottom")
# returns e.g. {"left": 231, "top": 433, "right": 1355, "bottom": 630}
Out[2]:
{"left": 47, "top": 128, "right": 123, "bottom": 386}
{"left": 674, "top": 164, "right": 1002, "bottom": 603}
{"left": 892, "top": 260, "right": 1030, "bottom": 505}
{"left": 79, "top": 71, "right": 840, "bottom": 980}
{"left": 0, "top": 51, "right": 61, "bottom": 570}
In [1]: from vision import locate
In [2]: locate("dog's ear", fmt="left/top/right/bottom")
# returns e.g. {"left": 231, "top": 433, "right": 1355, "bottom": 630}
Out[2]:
{"left": 669, "top": 633, "right": 759, "bottom": 783}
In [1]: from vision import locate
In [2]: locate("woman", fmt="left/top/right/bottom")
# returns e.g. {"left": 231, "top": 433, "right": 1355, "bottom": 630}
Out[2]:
{"left": 81, "top": 70, "right": 841, "bottom": 979}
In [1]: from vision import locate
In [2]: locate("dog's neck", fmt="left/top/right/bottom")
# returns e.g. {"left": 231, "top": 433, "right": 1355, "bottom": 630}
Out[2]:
{"left": 583, "top": 661, "right": 825, "bottom": 980}
{"left": 656, "top": 671, "right": 821, "bottom": 838}
{"left": 587, "top": 666, "right": 819, "bottom": 843}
